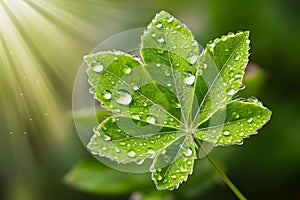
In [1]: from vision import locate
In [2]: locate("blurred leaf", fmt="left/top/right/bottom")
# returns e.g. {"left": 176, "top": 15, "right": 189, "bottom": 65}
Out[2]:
{"left": 64, "top": 157, "right": 153, "bottom": 195}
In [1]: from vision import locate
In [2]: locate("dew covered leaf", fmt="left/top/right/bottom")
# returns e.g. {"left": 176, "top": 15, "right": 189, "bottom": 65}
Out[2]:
{"left": 193, "top": 31, "right": 250, "bottom": 126}
{"left": 194, "top": 100, "right": 272, "bottom": 146}
{"left": 84, "top": 10, "right": 272, "bottom": 191}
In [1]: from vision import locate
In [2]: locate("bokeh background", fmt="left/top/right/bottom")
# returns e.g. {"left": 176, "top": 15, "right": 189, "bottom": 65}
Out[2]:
{"left": 1, "top": 0, "right": 300, "bottom": 199}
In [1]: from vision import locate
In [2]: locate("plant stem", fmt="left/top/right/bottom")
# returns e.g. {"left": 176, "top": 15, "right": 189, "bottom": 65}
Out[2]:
{"left": 194, "top": 137, "right": 247, "bottom": 200}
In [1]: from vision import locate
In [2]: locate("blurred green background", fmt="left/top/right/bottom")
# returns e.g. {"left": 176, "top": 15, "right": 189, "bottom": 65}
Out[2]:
{"left": 1, "top": 0, "right": 300, "bottom": 199}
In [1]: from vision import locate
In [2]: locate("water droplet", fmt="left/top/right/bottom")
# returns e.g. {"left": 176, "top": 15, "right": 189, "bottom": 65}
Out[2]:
{"left": 151, "top": 33, "right": 156, "bottom": 38}
{"left": 183, "top": 148, "right": 193, "bottom": 157}
{"left": 174, "top": 102, "right": 181, "bottom": 108}
{"left": 102, "top": 90, "right": 112, "bottom": 100}
{"left": 223, "top": 130, "right": 231, "bottom": 136}
{"left": 114, "top": 51, "right": 122, "bottom": 55}
{"left": 157, "top": 37, "right": 165, "bottom": 43}
{"left": 171, "top": 175, "right": 177, "bottom": 179}
{"left": 156, "top": 174, "right": 163, "bottom": 181}
{"left": 104, "top": 135, "right": 111, "bottom": 141}
{"left": 183, "top": 72, "right": 195, "bottom": 85}
{"left": 147, "top": 148, "right": 156, "bottom": 158}
{"left": 146, "top": 116, "right": 156, "bottom": 124}
{"left": 92, "top": 61, "right": 104, "bottom": 73}
{"left": 120, "top": 142, "right": 126, "bottom": 146}
{"left": 132, "top": 114, "right": 140, "bottom": 120}
{"left": 123, "top": 67, "right": 132, "bottom": 74}
{"left": 209, "top": 43, "right": 216, "bottom": 48}
{"left": 133, "top": 85, "right": 139, "bottom": 91}
{"left": 127, "top": 150, "right": 136, "bottom": 158}
{"left": 136, "top": 159, "right": 144, "bottom": 165}
{"left": 180, "top": 166, "right": 188, "bottom": 173}
{"left": 165, "top": 70, "right": 171, "bottom": 76}
{"left": 246, "top": 39, "right": 250, "bottom": 44}
{"left": 235, "top": 74, "right": 242, "bottom": 79}
{"left": 167, "top": 83, "right": 171, "bottom": 87}
{"left": 228, "top": 32, "right": 234, "bottom": 37}
{"left": 156, "top": 63, "right": 161, "bottom": 67}
{"left": 167, "top": 16, "right": 174, "bottom": 23}
{"left": 234, "top": 55, "right": 241, "bottom": 61}
{"left": 176, "top": 24, "right": 181, "bottom": 29}
{"left": 232, "top": 112, "right": 240, "bottom": 119}
{"left": 221, "top": 36, "right": 227, "bottom": 41}
{"left": 161, "top": 149, "right": 166, "bottom": 154}
{"left": 116, "top": 90, "right": 132, "bottom": 105}
{"left": 247, "top": 97, "right": 259, "bottom": 103}
{"left": 247, "top": 118, "right": 253, "bottom": 123}
{"left": 157, "top": 49, "right": 164, "bottom": 54}
{"left": 9, "top": 131, "right": 13, "bottom": 135}
{"left": 23, "top": 131, "right": 27, "bottom": 134}
{"left": 227, "top": 89, "right": 235, "bottom": 95}
{"left": 189, "top": 55, "right": 198, "bottom": 65}
{"left": 239, "top": 132, "right": 245, "bottom": 137}
{"left": 20, "top": 93, "right": 23, "bottom": 96}
{"left": 102, "top": 146, "right": 107, "bottom": 151}
{"left": 156, "top": 23, "right": 162, "bottom": 28}
{"left": 203, "top": 63, "right": 208, "bottom": 69}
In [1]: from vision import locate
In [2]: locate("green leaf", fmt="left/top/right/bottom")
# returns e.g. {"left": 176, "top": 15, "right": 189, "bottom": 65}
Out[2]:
{"left": 193, "top": 31, "right": 250, "bottom": 125}
{"left": 84, "top": 10, "right": 272, "bottom": 191}
{"left": 194, "top": 100, "right": 272, "bottom": 146}
{"left": 64, "top": 157, "right": 152, "bottom": 195}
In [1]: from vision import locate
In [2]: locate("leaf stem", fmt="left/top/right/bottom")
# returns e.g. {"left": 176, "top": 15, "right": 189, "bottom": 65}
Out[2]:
{"left": 194, "top": 137, "right": 247, "bottom": 200}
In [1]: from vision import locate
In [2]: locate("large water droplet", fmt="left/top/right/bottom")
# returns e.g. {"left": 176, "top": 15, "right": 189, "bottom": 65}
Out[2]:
{"left": 246, "top": 39, "right": 250, "bottom": 44}
{"left": 127, "top": 150, "right": 136, "bottom": 158}
{"left": 102, "top": 90, "right": 112, "bottom": 100}
{"left": 116, "top": 90, "right": 132, "bottom": 105}
{"left": 146, "top": 116, "right": 156, "bottom": 124}
{"left": 92, "top": 61, "right": 104, "bottom": 73}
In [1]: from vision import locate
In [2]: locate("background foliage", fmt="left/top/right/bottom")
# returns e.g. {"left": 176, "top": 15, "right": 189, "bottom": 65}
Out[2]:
{"left": 0, "top": 0, "right": 300, "bottom": 199}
